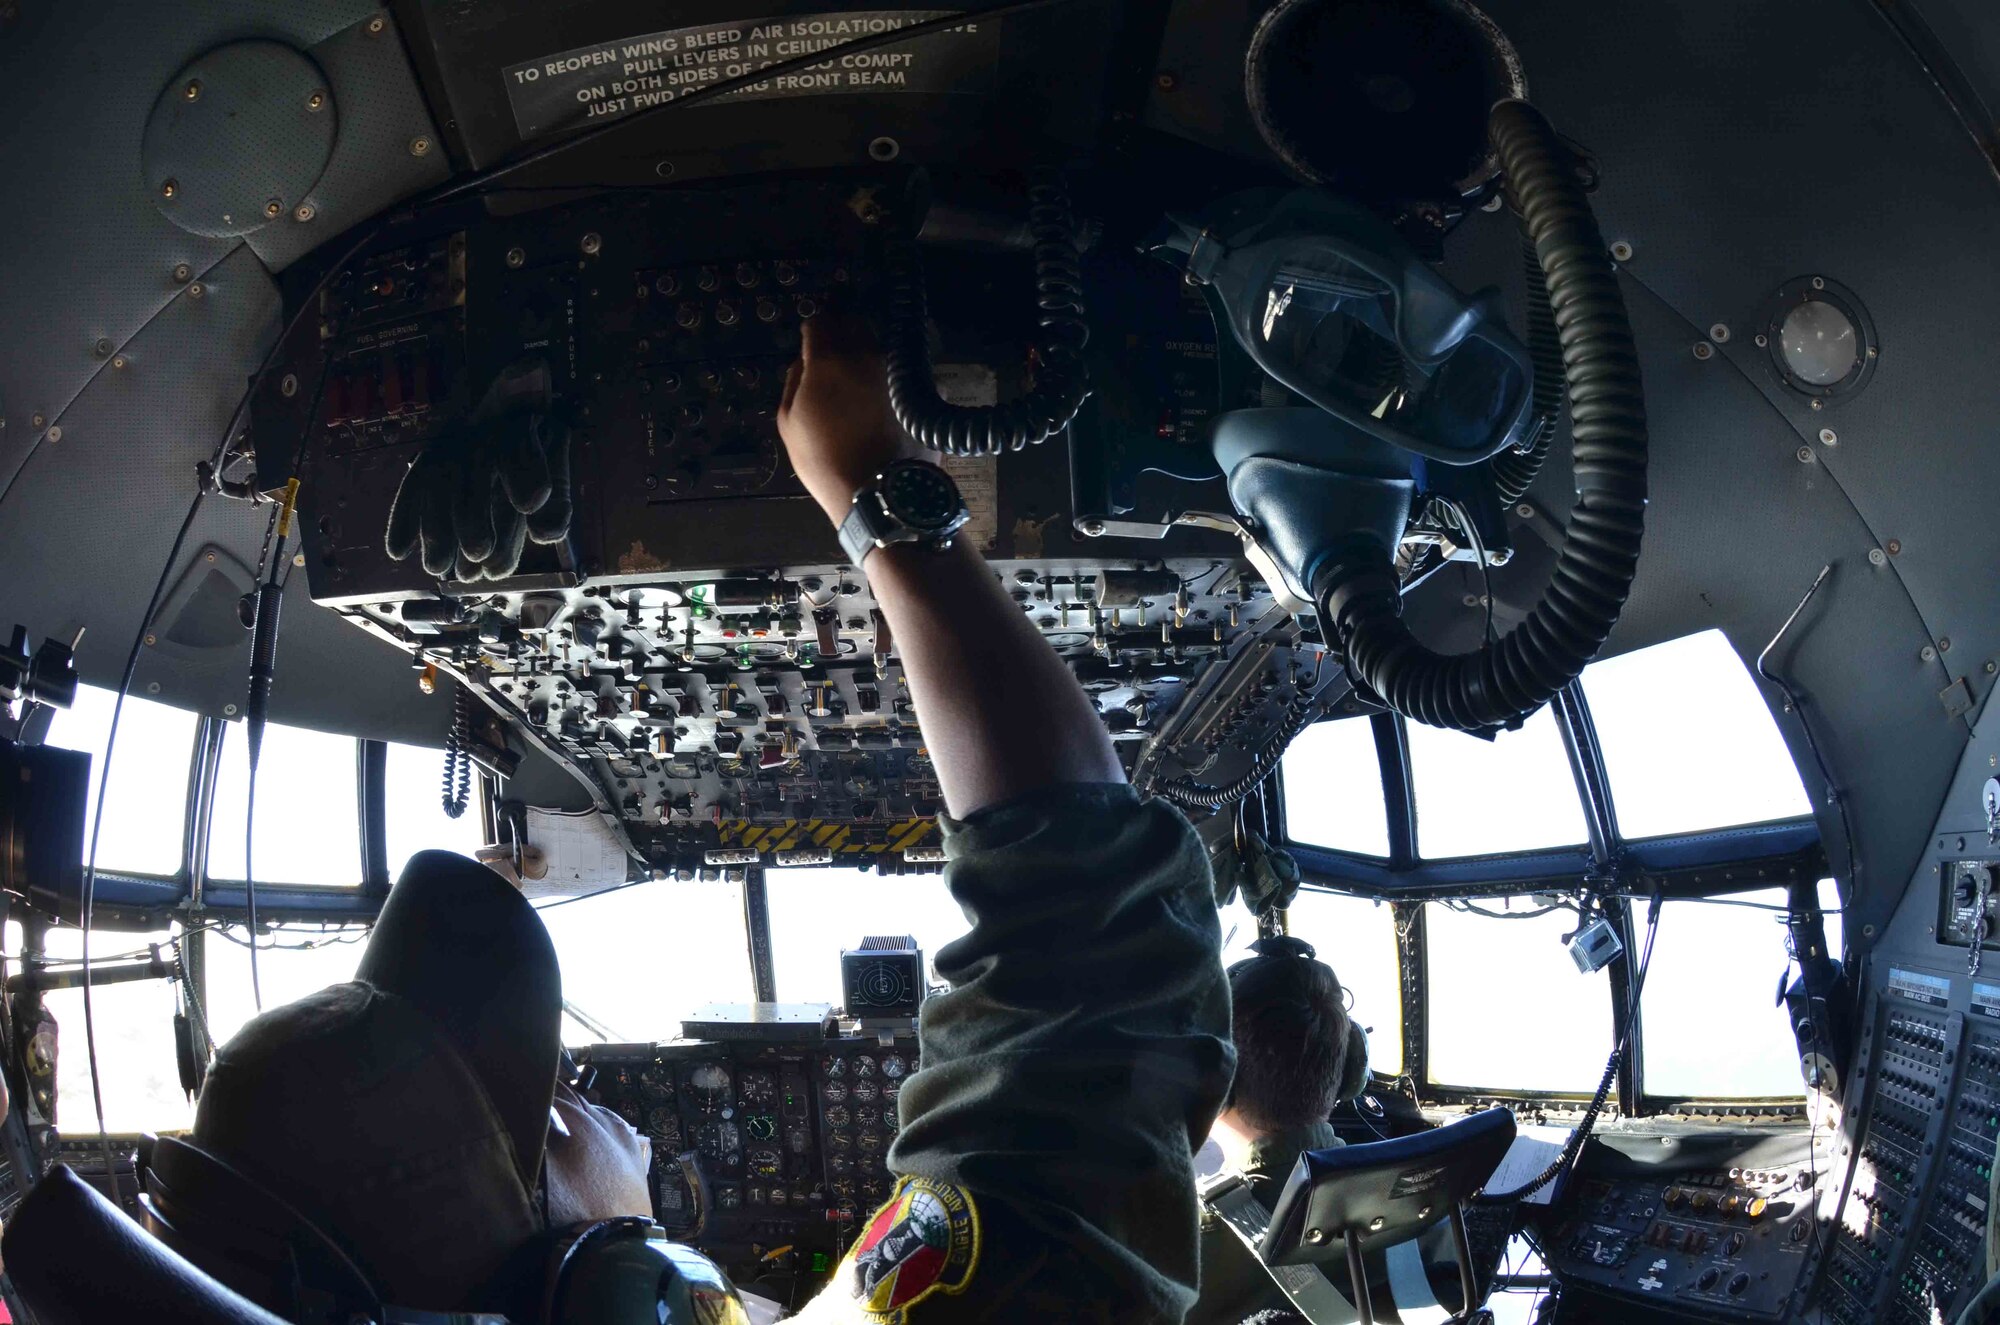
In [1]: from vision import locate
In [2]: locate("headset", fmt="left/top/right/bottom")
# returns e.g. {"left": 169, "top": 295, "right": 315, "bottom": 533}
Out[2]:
{"left": 1226, "top": 934, "right": 1372, "bottom": 1106}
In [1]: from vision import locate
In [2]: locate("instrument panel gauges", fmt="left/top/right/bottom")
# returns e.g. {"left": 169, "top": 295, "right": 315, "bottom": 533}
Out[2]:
{"left": 820, "top": 1055, "right": 847, "bottom": 1079}
{"left": 648, "top": 1106, "right": 681, "bottom": 1140}
{"left": 858, "top": 1130, "right": 885, "bottom": 1153}
{"left": 717, "top": 1184, "right": 741, "bottom": 1210}
{"left": 786, "top": 1125, "right": 812, "bottom": 1155}
{"left": 769, "top": 1187, "right": 789, "bottom": 1206}
{"left": 687, "top": 1062, "right": 733, "bottom": 1113}
{"left": 824, "top": 1105, "right": 851, "bottom": 1129}
{"left": 696, "top": 1120, "right": 742, "bottom": 1162}
{"left": 883, "top": 1104, "right": 898, "bottom": 1131}
{"left": 855, "top": 1106, "right": 879, "bottom": 1129}
{"left": 852, "top": 1056, "right": 877, "bottom": 1079}
{"left": 829, "top": 1149, "right": 854, "bottom": 1173}
{"left": 739, "top": 1070, "right": 776, "bottom": 1106}
{"left": 852, "top": 1078, "right": 880, "bottom": 1103}
{"left": 822, "top": 1080, "right": 848, "bottom": 1104}
{"left": 641, "top": 1065, "right": 676, "bottom": 1100}
{"left": 748, "top": 1147, "right": 783, "bottom": 1178}
{"left": 744, "top": 1113, "right": 777, "bottom": 1141}
{"left": 880, "top": 1054, "right": 907, "bottom": 1080}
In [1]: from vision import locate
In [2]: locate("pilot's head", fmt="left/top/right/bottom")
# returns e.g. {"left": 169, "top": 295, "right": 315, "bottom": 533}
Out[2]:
{"left": 1223, "top": 935, "right": 1369, "bottom": 1134}
{"left": 143, "top": 850, "right": 741, "bottom": 1324}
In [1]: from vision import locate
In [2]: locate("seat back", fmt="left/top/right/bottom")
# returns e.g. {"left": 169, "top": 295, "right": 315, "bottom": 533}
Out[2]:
{"left": 1, "top": 1164, "right": 288, "bottom": 1325}
{"left": 1264, "top": 1107, "right": 1516, "bottom": 1266}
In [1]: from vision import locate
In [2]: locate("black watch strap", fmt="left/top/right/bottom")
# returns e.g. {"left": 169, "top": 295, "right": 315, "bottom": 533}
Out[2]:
{"left": 837, "top": 498, "right": 881, "bottom": 567}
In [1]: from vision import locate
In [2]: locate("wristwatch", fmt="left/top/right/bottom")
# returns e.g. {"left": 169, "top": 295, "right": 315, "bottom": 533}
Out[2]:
{"left": 837, "top": 459, "right": 971, "bottom": 566}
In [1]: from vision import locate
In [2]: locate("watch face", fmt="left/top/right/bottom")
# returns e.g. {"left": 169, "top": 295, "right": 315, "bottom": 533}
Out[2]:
{"left": 880, "top": 462, "right": 961, "bottom": 531}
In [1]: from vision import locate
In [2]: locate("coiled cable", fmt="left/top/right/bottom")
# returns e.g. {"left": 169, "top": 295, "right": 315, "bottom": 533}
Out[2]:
{"left": 884, "top": 171, "right": 1091, "bottom": 455}
{"left": 1155, "top": 695, "right": 1325, "bottom": 811}
{"left": 442, "top": 687, "right": 471, "bottom": 820}
{"left": 1323, "top": 99, "right": 1647, "bottom": 732}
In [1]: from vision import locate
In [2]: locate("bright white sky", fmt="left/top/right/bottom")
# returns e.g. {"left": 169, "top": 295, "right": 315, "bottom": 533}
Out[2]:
{"left": 38, "top": 626, "right": 1828, "bottom": 1130}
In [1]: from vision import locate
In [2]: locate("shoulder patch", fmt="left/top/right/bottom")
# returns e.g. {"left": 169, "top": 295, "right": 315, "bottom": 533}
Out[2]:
{"left": 847, "top": 1177, "right": 982, "bottom": 1321}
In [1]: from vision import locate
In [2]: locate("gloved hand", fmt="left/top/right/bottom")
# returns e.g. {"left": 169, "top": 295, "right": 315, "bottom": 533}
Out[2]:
{"left": 384, "top": 359, "right": 574, "bottom": 581}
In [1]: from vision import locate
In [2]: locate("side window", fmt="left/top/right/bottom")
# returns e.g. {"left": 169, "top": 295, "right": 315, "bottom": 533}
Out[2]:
{"left": 539, "top": 880, "right": 752, "bottom": 1043}
{"left": 207, "top": 720, "right": 363, "bottom": 887}
{"left": 202, "top": 926, "right": 368, "bottom": 1048}
{"left": 42, "top": 684, "right": 199, "bottom": 877}
{"left": 37, "top": 924, "right": 195, "bottom": 1134}
{"left": 1282, "top": 717, "right": 1392, "bottom": 857}
{"left": 1579, "top": 629, "right": 1811, "bottom": 839}
{"left": 1406, "top": 707, "right": 1587, "bottom": 859}
{"left": 383, "top": 740, "right": 487, "bottom": 881}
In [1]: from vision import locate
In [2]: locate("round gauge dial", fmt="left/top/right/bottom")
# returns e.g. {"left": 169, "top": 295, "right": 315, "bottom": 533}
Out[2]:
{"left": 769, "top": 1187, "right": 789, "bottom": 1206}
{"left": 747, "top": 1147, "right": 783, "bottom": 1177}
{"left": 820, "top": 1055, "right": 847, "bottom": 1079}
{"left": 831, "top": 1178, "right": 857, "bottom": 1200}
{"left": 883, "top": 1105, "right": 898, "bottom": 1131}
{"left": 695, "top": 1121, "right": 741, "bottom": 1159}
{"left": 717, "top": 1185, "right": 741, "bottom": 1210}
{"left": 641, "top": 1067, "right": 675, "bottom": 1100}
{"left": 855, "top": 1106, "right": 879, "bottom": 1128}
{"left": 852, "top": 1079, "right": 880, "bottom": 1103}
{"left": 829, "top": 1152, "right": 854, "bottom": 1174}
{"left": 826, "top": 1129, "right": 853, "bottom": 1152}
{"left": 852, "top": 1056, "right": 877, "bottom": 1079}
{"left": 858, "top": 1130, "right": 885, "bottom": 1153}
{"left": 738, "top": 1071, "right": 776, "bottom": 1107}
{"left": 745, "top": 1114, "right": 777, "bottom": 1141}
{"left": 822, "top": 1080, "right": 848, "bottom": 1104}
{"left": 824, "top": 1106, "right": 851, "bottom": 1129}
{"left": 647, "top": 1107, "right": 680, "bottom": 1138}
{"left": 882, "top": 1078, "right": 902, "bottom": 1099}
{"left": 880, "top": 1054, "right": 907, "bottom": 1080}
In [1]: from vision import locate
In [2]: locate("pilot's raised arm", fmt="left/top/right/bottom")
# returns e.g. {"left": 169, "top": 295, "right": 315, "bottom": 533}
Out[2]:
{"left": 780, "top": 315, "right": 1235, "bottom": 1324}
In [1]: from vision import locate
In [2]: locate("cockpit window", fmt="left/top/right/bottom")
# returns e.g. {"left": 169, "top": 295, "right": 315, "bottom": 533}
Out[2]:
{"left": 1639, "top": 884, "right": 1834, "bottom": 1100}
{"left": 36, "top": 923, "right": 195, "bottom": 1134}
{"left": 43, "top": 683, "right": 198, "bottom": 877}
{"left": 1281, "top": 716, "right": 1391, "bottom": 857}
{"left": 1285, "top": 890, "right": 1405, "bottom": 1078}
{"left": 208, "top": 720, "right": 363, "bottom": 887}
{"left": 1579, "top": 629, "right": 1811, "bottom": 838}
{"left": 1407, "top": 707, "right": 1587, "bottom": 859}
{"left": 1424, "top": 901, "right": 1613, "bottom": 1092}
{"left": 383, "top": 741, "right": 487, "bottom": 882}
{"left": 765, "top": 868, "right": 972, "bottom": 1006}
{"left": 203, "top": 925, "right": 368, "bottom": 1050}
{"left": 540, "top": 878, "right": 752, "bottom": 1042}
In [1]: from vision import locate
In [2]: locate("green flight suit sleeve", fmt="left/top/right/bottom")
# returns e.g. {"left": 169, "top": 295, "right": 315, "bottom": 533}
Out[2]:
{"left": 795, "top": 783, "right": 1234, "bottom": 1324}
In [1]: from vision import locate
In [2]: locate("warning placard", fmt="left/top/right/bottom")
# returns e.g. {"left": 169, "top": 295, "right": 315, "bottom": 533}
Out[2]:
{"left": 501, "top": 10, "right": 1001, "bottom": 141}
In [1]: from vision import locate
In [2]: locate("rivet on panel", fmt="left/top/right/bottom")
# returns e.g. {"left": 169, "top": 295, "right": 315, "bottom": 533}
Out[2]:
{"left": 30, "top": 412, "right": 45, "bottom": 428}
{"left": 580, "top": 232, "right": 602, "bottom": 255}
{"left": 223, "top": 703, "right": 238, "bottom": 716}
{"left": 263, "top": 199, "right": 283, "bottom": 219}
{"left": 1921, "top": 646, "right": 1937, "bottom": 662}
{"left": 144, "top": 633, "right": 157, "bottom": 646}
{"left": 409, "top": 136, "right": 432, "bottom": 156}
{"left": 94, "top": 337, "right": 112, "bottom": 358}
{"left": 1939, "top": 637, "right": 1952, "bottom": 653}
{"left": 112, "top": 355, "right": 127, "bottom": 369}
{"left": 187, "top": 282, "right": 205, "bottom": 298}
{"left": 292, "top": 552, "right": 305, "bottom": 568}
{"left": 1692, "top": 341, "right": 1713, "bottom": 361}
{"left": 505, "top": 247, "right": 526, "bottom": 269}
{"left": 281, "top": 373, "right": 299, "bottom": 398}
{"left": 184, "top": 80, "right": 201, "bottom": 101}
{"left": 1709, "top": 323, "right": 1731, "bottom": 343}
{"left": 307, "top": 90, "right": 326, "bottom": 111}
{"left": 206, "top": 552, "right": 217, "bottom": 562}
{"left": 1809, "top": 398, "right": 1824, "bottom": 410}
{"left": 1795, "top": 446, "right": 1813, "bottom": 464}
{"left": 161, "top": 178, "right": 178, "bottom": 198}
{"left": 1867, "top": 548, "right": 1886, "bottom": 567}
{"left": 1886, "top": 539, "right": 1902, "bottom": 555}
{"left": 45, "top": 426, "right": 60, "bottom": 443}
{"left": 147, "top": 682, "right": 162, "bottom": 694}
{"left": 1811, "top": 276, "right": 1826, "bottom": 290}
{"left": 366, "top": 14, "right": 385, "bottom": 33}
{"left": 1609, "top": 240, "right": 1634, "bottom": 262}
{"left": 1818, "top": 428, "right": 1837, "bottom": 446}
{"left": 172, "top": 262, "right": 193, "bottom": 283}
{"left": 295, "top": 203, "right": 316, "bottom": 222}
{"left": 1754, "top": 333, "right": 1768, "bottom": 347}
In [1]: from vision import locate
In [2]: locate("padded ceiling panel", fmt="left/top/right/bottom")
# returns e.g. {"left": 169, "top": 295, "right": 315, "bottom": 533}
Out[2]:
{"left": 0, "top": 0, "right": 382, "bottom": 505}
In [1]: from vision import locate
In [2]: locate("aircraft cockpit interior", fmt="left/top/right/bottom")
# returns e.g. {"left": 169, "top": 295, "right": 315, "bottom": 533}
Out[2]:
{"left": 3, "top": 0, "right": 1999, "bottom": 1321}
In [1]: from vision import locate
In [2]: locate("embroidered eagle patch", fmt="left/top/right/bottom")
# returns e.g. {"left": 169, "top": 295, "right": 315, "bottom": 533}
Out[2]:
{"left": 847, "top": 1177, "right": 982, "bottom": 1321}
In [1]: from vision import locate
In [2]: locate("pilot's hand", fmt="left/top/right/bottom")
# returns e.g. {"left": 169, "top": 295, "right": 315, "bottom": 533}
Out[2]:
{"left": 776, "top": 312, "right": 919, "bottom": 525}
{"left": 384, "top": 359, "right": 573, "bottom": 581}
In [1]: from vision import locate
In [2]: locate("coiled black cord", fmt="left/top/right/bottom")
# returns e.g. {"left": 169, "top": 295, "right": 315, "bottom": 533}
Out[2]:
{"left": 442, "top": 687, "right": 471, "bottom": 820}
{"left": 884, "top": 172, "right": 1091, "bottom": 456}
{"left": 1489, "top": 238, "right": 1567, "bottom": 505}
{"left": 1322, "top": 99, "right": 1647, "bottom": 732}
{"left": 1155, "top": 696, "right": 1324, "bottom": 811}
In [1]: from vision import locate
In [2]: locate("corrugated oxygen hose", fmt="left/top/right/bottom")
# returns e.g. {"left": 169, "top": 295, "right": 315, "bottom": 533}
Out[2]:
{"left": 1323, "top": 99, "right": 1648, "bottom": 732}
{"left": 883, "top": 171, "right": 1091, "bottom": 456}
{"left": 1488, "top": 236, "right": 1567, "bottom": 506}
